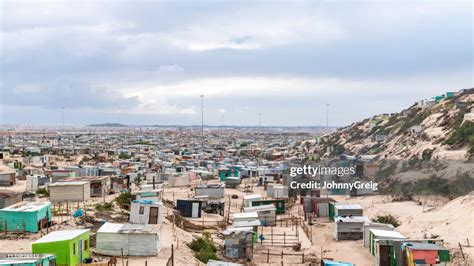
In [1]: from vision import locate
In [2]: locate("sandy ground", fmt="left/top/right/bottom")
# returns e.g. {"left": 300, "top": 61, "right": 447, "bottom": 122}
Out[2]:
{"left": 1, "top": 177, "right": 473, "bottom": 265}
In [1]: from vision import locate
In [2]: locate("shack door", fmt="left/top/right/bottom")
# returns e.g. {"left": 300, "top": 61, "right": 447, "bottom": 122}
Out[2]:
{"left": 379, "top": 245, "right": 390, "bottom": 266}
{"left": 149, "top": 207, "right": 158, "bottom": 224}
{"left": 192, "top": 202, "right": 200, "bottom": 217}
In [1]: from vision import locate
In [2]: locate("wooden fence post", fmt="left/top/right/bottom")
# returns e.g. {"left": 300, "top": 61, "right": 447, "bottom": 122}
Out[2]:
{"left": 267, "top": 249, "right": 270, "bottom": 263}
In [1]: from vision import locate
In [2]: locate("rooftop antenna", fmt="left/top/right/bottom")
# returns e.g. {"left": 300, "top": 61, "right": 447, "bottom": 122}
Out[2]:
{"left": 200, "top": 95, "right": 204, "bottom": 148}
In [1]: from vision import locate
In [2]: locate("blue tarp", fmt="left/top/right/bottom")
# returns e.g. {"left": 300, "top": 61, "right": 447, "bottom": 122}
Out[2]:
{"left": 322, "top": 259, "right": 354, "bottom": 266}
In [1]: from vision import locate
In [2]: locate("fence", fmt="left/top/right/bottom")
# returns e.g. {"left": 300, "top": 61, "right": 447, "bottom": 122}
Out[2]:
{"left": 255, "top": 249, "right": 307, "bottom": 264}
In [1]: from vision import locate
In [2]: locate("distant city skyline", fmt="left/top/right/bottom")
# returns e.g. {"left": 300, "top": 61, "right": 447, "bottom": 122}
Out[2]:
{"left": 0, "top": 1, "right": 472, "bottom": 127}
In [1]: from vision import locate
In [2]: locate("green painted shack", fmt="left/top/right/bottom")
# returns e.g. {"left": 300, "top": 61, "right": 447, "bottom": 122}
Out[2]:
{"left": 0, "top": 254, "right": 56, "bottom": 266}
{"left": 250, "top": 199, "right": 285, "bottom": 214}
{"left": 445, "top": 92, "right": 455, "bottom": 98}
{"left": 0, "top": 201, "right": 52, "bottom": 233}
{"left": 218, "top": 169, "right": 239, "bottom": 181}
{"left": 32, "top": 229, "right": 91, "bottom": 266}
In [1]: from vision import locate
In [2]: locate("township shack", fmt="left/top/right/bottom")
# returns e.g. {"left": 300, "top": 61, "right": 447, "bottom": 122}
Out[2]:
{"left": 243, "top": 194, "right": 262, "bottom": 207}
{"left": 130, "top": 200, "right": 163, "bottom": 224}
{"left": 0, "top": 190, "right": 22, "bottom": 208}
{"left": 195, "top": 184, "right": 225, "bottom": 199}
{"left": 59, "top": 176, "right": 111, "bottom": 197}
{"left": 251, "top": 199, "right": 285, "bottom": 214}
{"left": 26, "top": 175, "right": 50, "bottom": 192}
{"left": 168, "top": 173, "right": 190, "bottom": 187}
{"left": 0, "top": 201, "right": 52, "bottom": 233}
{"left": 176, "top": 199, "right": 202, "bottom": 218}
{"left": 225, "top": 176, "right": 241, "bottom": 188}
{"left": 218, "top": 168, "right": 240, "bottom": 181}
{"left": 0, "top": 165, "right": 16, "bottom": 186}
{"left": 266, "top": 184, "right": 289, "bottom": 199}
{"left": 363, "top": 223, "right": 394, "bottom": 248}
{"left": 243, "top": 204, "right": 276, "bottom": 226}
{"left": 0, "top": 254, "right": 56, "bottom": 266}
{"left": 303, "top": 197, "right": 335, "bottom": 218}
{"left": 96, "top": 222, "right": 161, "bottom": 256}
{"left": 131, "top": 189, "right": 163, "bottom": 203}
{"left": 222, "top": 227, "right": 254, "bottom": 260}
{"left": 32, "top": 229, "right": 90, "bottom": 266}
{"left": 334, "top": 216, "right": 370, "bottom": 240}
{"left": 233, "top": 212, "right": 261, "bottom": 230}
{"left": 48, "top": 181, "right": 90, "bottom": 203}
{"left": 402, "top": 242, "right": 450, "bottom": 266}
{"left": 330, "top": 203, "right": 363, "bottom": 219}
{"left": 369, "top": 229, "right": 406, "bottom": 257}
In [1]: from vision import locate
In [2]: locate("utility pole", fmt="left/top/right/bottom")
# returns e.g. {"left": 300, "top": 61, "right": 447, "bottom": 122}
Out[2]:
{"left": 62, "top": 107, "right": 65, "bottom": 132}
{"left": 326, "top": 104, "right": 329, "bottom": 130}
{"left": 258, "top": 113, "right": 261, "bottom": 129}
{"left": 200, "top": 95, "right": 204, "bottom": 148}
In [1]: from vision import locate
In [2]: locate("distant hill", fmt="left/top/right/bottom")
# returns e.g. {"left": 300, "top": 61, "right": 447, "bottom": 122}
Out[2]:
{"left": 313, "top": 88, "right": 473, "bottom": 161}
{"left": 305, "top": 88, "right": 474, "bottom": 196}
{"left": 88, "top": 123, "right": 128, "bottom": 127}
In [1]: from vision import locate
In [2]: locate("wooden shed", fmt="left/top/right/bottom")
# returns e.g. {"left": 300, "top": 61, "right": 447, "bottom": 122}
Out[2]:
{"left": 48, "top": 181, "right": 90, "bottom": 203}
{"left": 96, "top": 222, "right": 161, "bottom": 256}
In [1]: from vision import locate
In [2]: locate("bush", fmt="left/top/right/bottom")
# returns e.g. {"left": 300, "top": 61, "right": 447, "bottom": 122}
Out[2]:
{"left": 444, "top": 121, "right": 474, "bottom": 148}
{"left": 373, "top": 214, "right": 401, "bottom": 227}
{"left": 95, "top": 202, "right": 114, "bottom": 211}
{"left": 422, "top": 148, "right": 434, "bottom": 161}
{"left": 187, "top": 232, "right": 218, "bottom": 263}
{"left": 36, "top": 188, "right": 49, "bottom": 197}
{"left": 114, "top": 191, "right": 131, "bottom": 209}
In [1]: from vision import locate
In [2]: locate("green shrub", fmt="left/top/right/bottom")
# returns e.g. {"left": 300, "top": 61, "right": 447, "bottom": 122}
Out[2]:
{"left": 422, "top": 148, "right": 434, "bottom": 161}
{"left": 373, "top": 214, "right": 401, "bottom": 227}
{"left": 36, "top": 188, "right": 49, "bottom": 197}
{"left": 95, "top": 202, "right": 114, "bottom": 211}
{"left": 444, "top": 121, "right": 474, "bottom": 148}
{"left": 187, "top": 232, "right": 218, "bottom": 263}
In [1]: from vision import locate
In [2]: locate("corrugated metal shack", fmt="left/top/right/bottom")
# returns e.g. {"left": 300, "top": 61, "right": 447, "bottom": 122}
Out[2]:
{"left": 334, "top": 216, "right": 370, "bottom": 240}
{"left": 96, "top": 222, "right": 161, "bottom": 256}
{"left": 243, "top": 204, "right": 276, "bottom": 226}
{"left": 0, "top": 190, "right": 22, "bottom": 209}
{"left": 130, "top": 200, "right": 163, "bottom": 224}
{"left": 195, "top": 184, "right": 225, "bottom": 199}
{"left": 0, "top": 201, "right": 52, "bottom": 232}
{"left": 223, "top": 227, "right": 254, "bottom": 260}
{"left": 48, "top": 181, "right": 90, "bottom": 203}
{"left": 176, "top": 199, "right": 202, "bottom": 218}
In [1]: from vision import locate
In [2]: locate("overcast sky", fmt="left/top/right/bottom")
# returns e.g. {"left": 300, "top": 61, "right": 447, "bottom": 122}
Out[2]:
{"left": 0, "top": 0, "right": 472, "bottom": 127}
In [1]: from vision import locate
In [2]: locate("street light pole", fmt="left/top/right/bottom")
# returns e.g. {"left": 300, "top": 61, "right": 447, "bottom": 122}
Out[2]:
{"left": 326, "top": 103, "right": 329, "bottom": 130}
{"left": 200, "top": 95, "right": 204, "bottom": 148}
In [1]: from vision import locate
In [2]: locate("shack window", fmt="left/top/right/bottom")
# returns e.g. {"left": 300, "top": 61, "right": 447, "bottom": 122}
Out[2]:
{"left": 73, "top": 243, "right": 76, "bottom": 255}
{"left": 84, "top": 239, "right": 88, "bottom": 250}
{"left": 139, "top": 206, "right": 144, "bottom": 214}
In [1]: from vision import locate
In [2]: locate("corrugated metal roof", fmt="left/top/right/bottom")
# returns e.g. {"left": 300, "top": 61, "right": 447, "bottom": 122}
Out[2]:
{"left": 33, "top": 229, "right": 89, "bottom": 243}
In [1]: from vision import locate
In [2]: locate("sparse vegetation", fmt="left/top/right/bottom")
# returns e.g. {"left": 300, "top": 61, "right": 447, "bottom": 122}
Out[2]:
{"left": 373, "top": 214, "right": 401, "bottom": 227}
{"left": 95, "top": 202, "right": 114, "bottom": 211}
{"left": 444, "top": 121, "right": 474, "bottom": 155}
{"left": 187, "top": 232, "right": 218, "bottom": 263}
{"left": 421, "top": 148, "right": 434, "bottom": 161}
{"left": 114, "top": 191, "right": 131, "bottom": 209}
{"left": 36, "top": 188, "right": 49, "bottom": 197}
